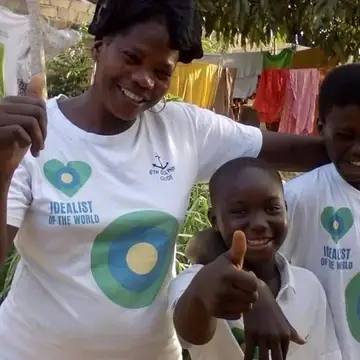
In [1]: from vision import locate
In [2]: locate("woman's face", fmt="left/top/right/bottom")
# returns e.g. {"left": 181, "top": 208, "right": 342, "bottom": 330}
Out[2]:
{"left": 92, "top": 20, "right": 179, "bottom": 121}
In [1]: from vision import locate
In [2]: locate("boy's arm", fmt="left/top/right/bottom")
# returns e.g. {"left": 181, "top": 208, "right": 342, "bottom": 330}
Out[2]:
{"left": 185, "top": 229, "right": 226, "bottom": 265}
{"left": 168, "top": 265, "right": 217, "bottom": 347}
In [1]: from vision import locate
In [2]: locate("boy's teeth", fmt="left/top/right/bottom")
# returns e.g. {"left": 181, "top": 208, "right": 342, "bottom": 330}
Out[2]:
{"left": 247, "top": 239, "right": 270, "bottom": 246}
{"left": 350, "top": 161, "right": 360, "bottom": 167}
{"left": 121, "top": 88, "right": 143, "bottom": 102}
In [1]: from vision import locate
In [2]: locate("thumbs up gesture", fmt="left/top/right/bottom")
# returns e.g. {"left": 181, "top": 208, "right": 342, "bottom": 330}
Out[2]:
{"left": 192, "top": 231, "right": 258, "bottom": 320}
{"left": 0, "top": 73, "right": 47, "bottom": 181}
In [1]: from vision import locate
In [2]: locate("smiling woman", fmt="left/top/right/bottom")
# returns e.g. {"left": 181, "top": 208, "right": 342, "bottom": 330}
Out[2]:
{"left": 0, "top": 0, "right": 331, "bottom": 360}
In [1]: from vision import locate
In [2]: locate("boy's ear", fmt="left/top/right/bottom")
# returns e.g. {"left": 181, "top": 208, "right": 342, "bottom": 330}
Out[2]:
{"left": 316, "top": 117, "right": 324, "bottom": 136}
{"left": 207, "top": 207, "right": 217, "bottom": 229}
{"left": 91, "top": 40, "right": 104, "bottom": 62}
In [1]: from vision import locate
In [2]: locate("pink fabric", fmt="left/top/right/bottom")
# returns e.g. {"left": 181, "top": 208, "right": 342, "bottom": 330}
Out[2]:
{"left": 279, "top": 69, "right": 320, "bottom": 134}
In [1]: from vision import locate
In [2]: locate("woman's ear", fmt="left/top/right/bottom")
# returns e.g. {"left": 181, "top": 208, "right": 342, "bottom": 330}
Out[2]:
{"left": 207, "top": 207, "right": 217, "bottom": 229}
{"left": 91, "top": 40, "right": 104, "bottom": 63}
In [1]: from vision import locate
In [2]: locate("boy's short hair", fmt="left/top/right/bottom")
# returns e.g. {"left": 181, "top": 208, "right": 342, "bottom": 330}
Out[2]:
{"left": 209, "top": 157, "right": 283, "bottom": 206}
{"left": 319, "top": 64, "right": 360, "bottom": 123}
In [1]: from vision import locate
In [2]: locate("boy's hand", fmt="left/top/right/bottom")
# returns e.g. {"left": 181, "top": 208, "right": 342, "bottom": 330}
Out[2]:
{"left": 192, "top": 231, "right": 258, "bottom": 319}
{"left": 243, "top": 280, "right": 306, "bottom": 360}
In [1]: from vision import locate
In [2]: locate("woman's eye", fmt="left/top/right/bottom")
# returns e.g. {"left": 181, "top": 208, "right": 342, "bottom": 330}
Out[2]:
{"left": 123, "top": 52, "right": 141, "bottom": 65}
{"left": 155, "top": 70, "right": 171, "bottom": 81}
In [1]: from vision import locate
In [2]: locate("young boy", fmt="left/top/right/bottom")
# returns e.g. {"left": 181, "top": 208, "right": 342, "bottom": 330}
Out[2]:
{"left": 169, "top": 157, "right": 340, "bottom": 360}
{"left": 279, "top": 64, "right": 360, "bottom": 360}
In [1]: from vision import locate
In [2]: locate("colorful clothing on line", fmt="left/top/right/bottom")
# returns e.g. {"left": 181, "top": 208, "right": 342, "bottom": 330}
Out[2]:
{"left": 253, "top": 69, "right": 289, "bottom": 124}
{"left": 279, "top": 69, "right": 320, "bottom": 135}
{"left": 262, "top": 48, "right": 294, "bottom": 70}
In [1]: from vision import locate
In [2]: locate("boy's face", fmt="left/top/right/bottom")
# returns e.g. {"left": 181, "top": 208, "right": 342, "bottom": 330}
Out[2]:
{"left": 211, "top": 167, "right": 287, "bottom": 265}
{"left": 319, "top": 105, "right": 360, "bottom": 188}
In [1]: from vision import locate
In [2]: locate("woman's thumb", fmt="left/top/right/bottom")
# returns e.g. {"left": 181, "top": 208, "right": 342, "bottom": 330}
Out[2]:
{"left": 26, "top": 73, "right": 46, "bottom": 99}
{"left": 228, "top": 230, "right": 247, "bottom": 268}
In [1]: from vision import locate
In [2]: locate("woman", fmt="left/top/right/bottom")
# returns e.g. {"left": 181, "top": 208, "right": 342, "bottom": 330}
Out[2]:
{"left": 0, "top": 1, "right": 327, "bottom": 359}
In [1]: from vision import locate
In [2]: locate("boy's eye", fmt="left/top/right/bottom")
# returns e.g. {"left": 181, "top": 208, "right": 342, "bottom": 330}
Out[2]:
{"left": 266, "top": 205, "right": 281, "bottom": 214}
{"left": 335, "top": 132, "right": 354, "bottom": 141}
{"left": 230, "top": 208, "right": 247, "bottom": 215}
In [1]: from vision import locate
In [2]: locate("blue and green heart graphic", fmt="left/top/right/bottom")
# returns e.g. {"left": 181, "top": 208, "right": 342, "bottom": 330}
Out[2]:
{"left": 91, "top": 210, "right": 179, "bottom": 309}
{"left": 320, "top": 207, "right": 354, "bottom": 242}
{"left": 345, "top": 273, "right": 360, "bottom": 342}
{"left": 43, "top": 159, "right": 92, "bottom": 197}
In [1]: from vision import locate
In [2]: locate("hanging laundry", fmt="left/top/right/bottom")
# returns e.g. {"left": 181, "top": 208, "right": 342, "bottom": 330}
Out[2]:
{"left": 0, "top": 7, "right": 28, "bottom": 96}
{"left": 279, "top": 69, "right": 320, "bottom": 135}
{"left": 292, "top": 48, "right": 339, "bottom": 69}
{"left": 0, "top": 42, "right": 5, "bottom": 98}
{"left": 311, "top": 68, "right": 332, "bottom": 136}
{"left": 223, "top": 52, "right": 263, "bottom": 100}
{"left": 0, "top": 6, "right": 81, "bottom": 96}
{"left": 262, "top": 48, "right": 294, "bottom": 70}
{"left": 253, "top": 69, "right": 289, "bottom": 124}
{"left": 168, "top": 62, "right": 221, "bottom": 109}
{"left": 212, "top": 67, "right": 237, "bottom": 116}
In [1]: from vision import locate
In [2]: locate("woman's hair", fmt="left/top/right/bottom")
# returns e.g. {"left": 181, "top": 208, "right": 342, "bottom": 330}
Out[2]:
{"left": 88, "top": 0, "right": 203, "bottom": 63}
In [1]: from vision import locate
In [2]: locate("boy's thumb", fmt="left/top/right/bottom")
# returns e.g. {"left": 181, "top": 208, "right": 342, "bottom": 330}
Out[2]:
{"left": 290, "top": 325, "right": 306, "bottom": 345}
{"left": 26, "top": 73, "right": 46, "bottom": 99}
{"left": 227, "top": 230, "right": 247, "bottom": 269}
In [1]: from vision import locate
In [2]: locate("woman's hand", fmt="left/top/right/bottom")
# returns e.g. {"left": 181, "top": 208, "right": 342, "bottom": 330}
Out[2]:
{"left": 243, "top": 280, "right": 306, "bottom": 360}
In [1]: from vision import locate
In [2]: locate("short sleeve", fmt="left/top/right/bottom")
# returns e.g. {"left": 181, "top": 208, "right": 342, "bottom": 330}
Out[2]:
{"left": 308, "top": 283, "right": 342, "bottom": 360}
{"left": 168, "top": 264, "right": 203, "bottom": 313}
{"left": 280, "top": 183, "right": 307, "bottom": 263}
{"left": 182, "top": 105, "right": 263, "bottom": 183}
{"left": 7, "top": 156, "right": 32, "bottom": 228}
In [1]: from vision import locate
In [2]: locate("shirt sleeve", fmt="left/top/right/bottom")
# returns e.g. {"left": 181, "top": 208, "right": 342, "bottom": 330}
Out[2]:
{"left": 168, "top": 264, "right": 203, "bottom": 314}
{"left": 280, "top": 183, "right": 307, "bottom": 263}
{"left": 309, "top": 283, "right": 342, "bottom": 360}
{"left": 7, "top": 155, "right": 32, "bottom": 228}
{"left": 181, "top": 104, "right": 263, "bottom": 183}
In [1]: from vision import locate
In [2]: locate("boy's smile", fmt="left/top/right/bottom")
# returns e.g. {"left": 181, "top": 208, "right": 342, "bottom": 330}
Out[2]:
{"left": 210, "top": 166, "right": 287, "bottom": 266}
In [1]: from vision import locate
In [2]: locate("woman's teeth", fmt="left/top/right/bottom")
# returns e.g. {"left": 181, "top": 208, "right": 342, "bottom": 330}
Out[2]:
{"left": 121, "top": 87, "right": 144, "bottom": 103}
{"left": 247, "top": 239, "right": 271, "bottom": 246}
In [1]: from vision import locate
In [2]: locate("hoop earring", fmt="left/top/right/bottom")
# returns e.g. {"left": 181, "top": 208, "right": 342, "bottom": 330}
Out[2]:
{"left": 149, "top": 97, "right": 167, "bottom": 113}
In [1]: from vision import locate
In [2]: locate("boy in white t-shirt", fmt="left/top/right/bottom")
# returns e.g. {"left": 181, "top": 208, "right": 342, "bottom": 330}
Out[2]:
{"left": 279, "top": 64, "right": 360, "bottom": 360}
{"left": 169, "top": 157, "right": 340, "bottom": 360}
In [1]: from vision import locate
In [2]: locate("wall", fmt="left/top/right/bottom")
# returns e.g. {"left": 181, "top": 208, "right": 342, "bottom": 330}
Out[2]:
{"left": 0, "top": 0, "right": 95, "bottom": 28}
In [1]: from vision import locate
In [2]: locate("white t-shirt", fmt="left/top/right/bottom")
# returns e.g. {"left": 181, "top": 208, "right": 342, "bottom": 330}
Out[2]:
{"left": 168, "top": 253, "right": 341, "bottom": 360}
{"left": 0, "top": 97, "right": 262, "bottom": 360}
{"left": 281, "top": 164, "right": 360, "bottom": 360}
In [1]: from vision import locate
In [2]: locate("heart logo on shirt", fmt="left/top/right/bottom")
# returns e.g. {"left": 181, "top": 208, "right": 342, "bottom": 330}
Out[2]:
{"left": 320, "top": 207, "right": 354, "bottom": 242}
{"left": 43, "top": 159, "right": 92, "bottom": 197}
{"left": 345, "top": 273, "right": 360, "bottom": 342}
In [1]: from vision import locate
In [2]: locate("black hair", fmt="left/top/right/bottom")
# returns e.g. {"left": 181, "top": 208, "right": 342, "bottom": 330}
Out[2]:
{"left": 209, "top": 157, "right": 283, "bottom": 206}
{"left": 319, "top": 64, "right": 360, "bottom": 123}
{"left": 88, "top": 0, "right": 203, "bottom": 64}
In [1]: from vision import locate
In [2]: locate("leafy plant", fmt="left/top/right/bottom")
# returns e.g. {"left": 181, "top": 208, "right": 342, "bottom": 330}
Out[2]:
{"left": 46, "top": 25, "right": 93, "bottom": 98}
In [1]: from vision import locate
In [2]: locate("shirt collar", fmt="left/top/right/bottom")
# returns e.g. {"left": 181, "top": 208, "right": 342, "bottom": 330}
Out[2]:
{"left": 275, "top": 252, "right": 297, "bottom": 298}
